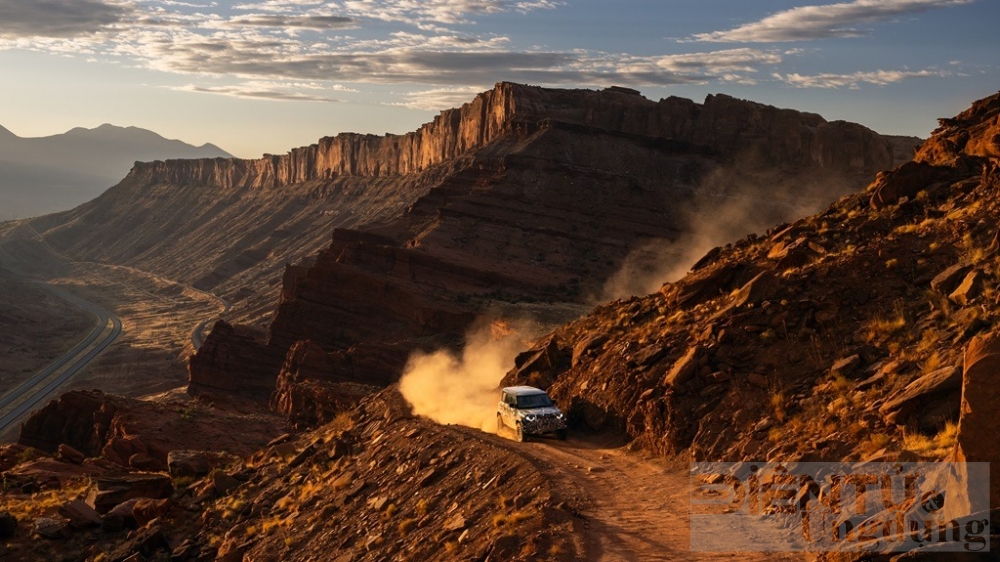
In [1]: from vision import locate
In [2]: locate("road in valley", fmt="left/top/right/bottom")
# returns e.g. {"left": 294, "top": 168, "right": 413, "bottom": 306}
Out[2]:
{"left": 191, "top": 296, "right": 232, "bottom": 350}
{"left": 0, "top": 283, "right": 122, "bottom": 434}
{"left": 20, "top": 221, "right": 228, "bottom": 352}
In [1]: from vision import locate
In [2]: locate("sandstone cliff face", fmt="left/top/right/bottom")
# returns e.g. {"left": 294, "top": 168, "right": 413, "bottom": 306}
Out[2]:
{"left": 128, "top": 82, "right": 519, "bottom": 189}
{"left": 186, "top": 83, "right": 895, "bottom": 421}
{"left": 131, "top": 83, "right": 891, "bottom": 192}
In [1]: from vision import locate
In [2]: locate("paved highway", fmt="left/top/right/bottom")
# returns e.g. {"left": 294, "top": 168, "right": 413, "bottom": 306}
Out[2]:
{"left": 191, "top": 297, "right": 231, "bottom": 350}
{"left": 0, "top": 283, "right": 122, "bottom": 434}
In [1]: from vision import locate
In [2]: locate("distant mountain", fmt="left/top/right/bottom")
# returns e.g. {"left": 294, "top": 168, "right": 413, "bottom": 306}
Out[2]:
{"left": 0, "top": 124, "right": 231, "bottom": 219}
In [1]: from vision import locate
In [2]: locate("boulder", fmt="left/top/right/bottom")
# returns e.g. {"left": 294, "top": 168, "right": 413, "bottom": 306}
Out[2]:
{"left": 955, "top": 333, "right": 1000, "bottom": 510}
{"left": 731, "top": 271, "right": 781, "bottom": 309}
{"left": 59, "top": 500, "right": 102, "bottom": 529}
{"left": 210, "top": 472, "right": 241, "bottom": 496}
{"left": 511, "top": 336, "right": 570, "bottom": 379}
{"left": 33, "top": 516, "right": 71, "bottom": 539}
{"left": 878, "top": 366, "right": 962, "bottom": 429}
{"left": 931, "top": 262, "right": 974, "bottom": 295}
{"left": 672, "top": 263, "right": 741, "bottom": 307}
{"left": 830, "top": 355, "right": 862, "bottom": 378}
{"left": 129, "top": 453, "right": 166, "bottom": 472}
{"left": 664, "top": 347, "right": 702, "bottom": 387}
{"left": 132, "top": 498, "right": 173, "bottom": 527}
{"left": 56, "top": 444, "right": 86, "bottom": 465}
{"left": 631, "top": 345, "right": 667, "bottom": 368}
{"left": 572, "top": 334, "right": 608, "bottom": 367}
{"left": 949, "top": 270, "right": 983, "bottom": 306}
{"left": 167, "top": 450, "right": 211, "bottom": 478}
{"left": 103, "top": 499, "right": 141, "bottom": 531}
{"left": 868, "top": 161, "right": 953, "bottom": 209}
{"left": 86, "top": 473, "right": 174, "bottom": 514}
{"left": 768, "top": 237, "right": 820, "bottom": 269}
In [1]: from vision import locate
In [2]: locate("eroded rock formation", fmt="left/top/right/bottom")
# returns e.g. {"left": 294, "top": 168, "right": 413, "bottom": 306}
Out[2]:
{"left": 185, "top": 83, "right": 896, "bottom": 421}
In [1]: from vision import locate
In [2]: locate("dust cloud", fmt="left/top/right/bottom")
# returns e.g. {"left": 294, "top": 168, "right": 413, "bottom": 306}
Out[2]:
{"left": 399, "top": 319, "right": 538, "bottom": 434}
{"left": 600, "top": 168, "right": 854, "bottom": 300}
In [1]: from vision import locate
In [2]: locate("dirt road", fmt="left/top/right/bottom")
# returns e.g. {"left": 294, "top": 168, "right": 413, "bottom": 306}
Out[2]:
{"left": 483, "top": 428, "right": 804, "bottom": 561}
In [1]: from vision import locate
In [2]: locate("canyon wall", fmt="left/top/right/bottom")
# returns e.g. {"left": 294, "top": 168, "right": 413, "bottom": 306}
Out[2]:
{"left": 185, "top": 84, "right": 897, "bottom": 421}
{"left": 129, "top": 82, "right": 892, "bottom": 191}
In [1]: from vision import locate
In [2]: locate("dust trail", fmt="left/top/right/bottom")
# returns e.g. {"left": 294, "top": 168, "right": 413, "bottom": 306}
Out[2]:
{"left": 600, "top": 167, "right": 858, "bottom": 300}
{"left": 399, "top": 319, "right": 538, "bottom": 433}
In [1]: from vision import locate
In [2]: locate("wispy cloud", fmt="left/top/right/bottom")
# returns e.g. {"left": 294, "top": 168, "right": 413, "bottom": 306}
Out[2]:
{"left": 397, "top": 86, "right": 489, "bottom": 110}
{"left": 339, "top": 0, "right": 562, "bottom": 27}
{"left": 691, "top": 0, "right": 975, "bottom": 43}
{"left": 224, "top": 14, "right": 355, "bottom": 30}
{"left": 0, "top": 0, "right": 131, "bottom": 38}
{"left": 172, "top": 82, "right": 345, "bottom": 102}
{"left": 0, "top": 0, "right": 957, "bottom": 106}
{"left": 656, "top": 48, "right": 782, "bottom": 72}
{"left": 775, "top": 68, "right": 947, "bottom": 88}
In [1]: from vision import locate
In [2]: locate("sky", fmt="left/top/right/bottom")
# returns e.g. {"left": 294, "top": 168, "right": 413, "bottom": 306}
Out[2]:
{"left": 0, "top": 0, "right": 996, "bottom": 158}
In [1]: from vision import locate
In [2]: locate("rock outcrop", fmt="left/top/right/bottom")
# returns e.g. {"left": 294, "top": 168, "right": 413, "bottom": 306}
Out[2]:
{"left": 18, "top": 390, "right": 282, "bottom": 467}
{"left": 186, "top": 83, "right": 894, "bottom": 420}
{"left": 916, "top": 90, "right": 1000, "bottom": 165}
{"left": 955, "top": 332, "right": 1000, "bottom": 509}
{"left": 502, "top": 89, "right": 1000, "bottom": 463}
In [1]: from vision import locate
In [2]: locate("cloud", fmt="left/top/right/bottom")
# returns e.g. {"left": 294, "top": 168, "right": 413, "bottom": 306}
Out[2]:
{"left": 0, "top": 0, "right": 803, "bottom": 105}
{"left": 172, "top": 82, "right": 344, "bottom": 102}
{"left": 117, "top": 27, "right": 711, "bottom": 87}
{"left": 397, "top": 86, "right": 489, "bottom": 110}
{"left": 0, "top": 0, "right": 131, "bottom": 38}
{"left": 225, "top": 14, "right": 355, "bottom": 30}
{"left": 656, "top": 48, "right": 783, "bottom": 73}
{"left": 691, "top": 0, "right": 975, "bottom": 43}
{"left": 775, "top": 68, "right": 947, "bottom": 88}
{"left": 340, "top": 0, "right": 561, "bottom": 26}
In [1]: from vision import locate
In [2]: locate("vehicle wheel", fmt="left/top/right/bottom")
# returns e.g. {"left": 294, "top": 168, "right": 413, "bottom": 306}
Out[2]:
{"left": 496, "top": 414, "right": 504, "bottom": 434}
{"left": 556, "top": 428, "right": 567, "bottom": 441}
{"left": 515, "top": 423, "right": 525, "bottom": 443}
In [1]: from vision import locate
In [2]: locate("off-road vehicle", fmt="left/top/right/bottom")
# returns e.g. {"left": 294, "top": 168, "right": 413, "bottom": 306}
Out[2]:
{"left": 497, "top": 386, "right": 567, "bottom": 442}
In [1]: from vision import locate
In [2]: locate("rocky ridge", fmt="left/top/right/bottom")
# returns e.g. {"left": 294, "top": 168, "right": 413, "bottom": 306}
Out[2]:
{"left": 502, "top": 91, "right": 1000, "bottom": 469}
{"left": 1, "top": 390, "right": 578, "bottom": 561}
{"left": 186, "top": 83, "right": 895, "bottom": 425}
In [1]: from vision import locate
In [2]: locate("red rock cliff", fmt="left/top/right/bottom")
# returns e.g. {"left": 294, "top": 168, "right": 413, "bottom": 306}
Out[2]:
{"left": 187, "top": 83, "right": 896, "bottom": 420}
{"left": 129, "top": 82, "right": 892, "bottom": 190}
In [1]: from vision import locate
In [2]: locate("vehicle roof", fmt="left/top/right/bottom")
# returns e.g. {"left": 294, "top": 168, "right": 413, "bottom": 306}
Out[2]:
{"left": 502, "top": 386, "right": 548, "bottom": 396}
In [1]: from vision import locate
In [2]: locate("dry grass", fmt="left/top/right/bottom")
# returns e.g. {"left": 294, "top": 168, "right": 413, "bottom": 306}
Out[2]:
{"left": 492, "top": 509, "right": 534, "bottom": 529}
{"left": 921, "top": 351, "right": 943, "bottom": 375}
{"left": 770, "top": 392, "right": 786, "bottom": 423}
{"left": 398, "top": 518, "right": 418, "bottom": 536}
{"left": 865, "top": 300, "right": 910, "bottom": 344}
{"left": 859, "top": 433, "right": 893, "bottom": 456}
{"left": 3, "top": 480, "right": 89, "bottom": 520}
{"left": 329, "top": 411, "right": 354, "bottom": 433}
{"left": 903, "top": 422, "right": 959, "bottom": 459}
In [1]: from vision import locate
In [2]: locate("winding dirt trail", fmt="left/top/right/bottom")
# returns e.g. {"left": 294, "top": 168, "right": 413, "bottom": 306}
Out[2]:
{"left": 486, "top": 430, "right": 804, "bottom": 561}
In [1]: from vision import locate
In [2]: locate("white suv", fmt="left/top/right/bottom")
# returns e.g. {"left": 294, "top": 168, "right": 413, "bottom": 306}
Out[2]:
{"left": 497, "top": 386, "right": 567, "bottom": 442}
